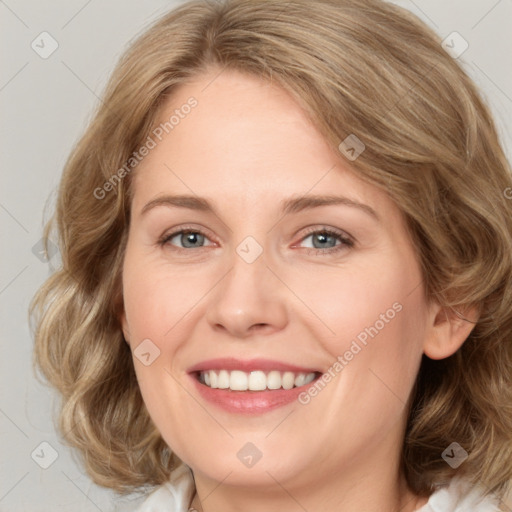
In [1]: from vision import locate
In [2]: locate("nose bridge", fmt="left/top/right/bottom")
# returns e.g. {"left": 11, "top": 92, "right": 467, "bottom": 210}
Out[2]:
{"left": 205, "top": 234, "right": 288, "bottom": 337}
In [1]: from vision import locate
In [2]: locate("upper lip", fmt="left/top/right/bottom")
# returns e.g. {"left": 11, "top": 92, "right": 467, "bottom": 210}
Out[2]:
{"left": 187, "top": 357, "right": 320, "bottom": 374}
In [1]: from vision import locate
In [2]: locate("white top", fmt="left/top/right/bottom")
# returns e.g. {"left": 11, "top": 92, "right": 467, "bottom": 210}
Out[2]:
{"left": 123, "top": 463, "right": 502, "bottom": 512}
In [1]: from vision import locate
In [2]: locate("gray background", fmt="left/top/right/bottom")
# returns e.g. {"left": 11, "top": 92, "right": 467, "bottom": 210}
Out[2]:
{"left": 1, "top": 1, "right": 511, "bottom": 510}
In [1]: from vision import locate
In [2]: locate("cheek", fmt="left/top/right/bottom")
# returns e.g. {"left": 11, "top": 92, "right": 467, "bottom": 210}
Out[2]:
{"left": 122, "top": 256, "right": 204, "bottom": 343}
{"left": 292, "top": 251, "right": 428, "bottom": 410}
{"left": 121, "top": 260, "right": 197, "bottom": 441}
{"left": 292, "top": 256, "right": 424, "bottom": 352}
{"left": 121, "top": 254, "right": 214, "bottom": 399}
{"left": 123, "top": 274, "right": 170, "bottom": 340}
{"left": 304, "top": 269, "right": 426, "bottom": 440}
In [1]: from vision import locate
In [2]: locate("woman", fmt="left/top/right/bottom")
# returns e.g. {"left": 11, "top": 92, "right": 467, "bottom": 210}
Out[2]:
{"left": 31, "top": 0, "right": 512, "bottom": 510}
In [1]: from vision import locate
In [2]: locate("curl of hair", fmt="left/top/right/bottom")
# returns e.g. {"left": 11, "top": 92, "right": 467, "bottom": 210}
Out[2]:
{"left": 31, "top": 0, "right": 512, "bottom": 500}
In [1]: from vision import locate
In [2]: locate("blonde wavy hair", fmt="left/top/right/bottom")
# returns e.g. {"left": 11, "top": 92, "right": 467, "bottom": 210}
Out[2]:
{"left": 30, "top": 0, "right": 512, "bottom": 502}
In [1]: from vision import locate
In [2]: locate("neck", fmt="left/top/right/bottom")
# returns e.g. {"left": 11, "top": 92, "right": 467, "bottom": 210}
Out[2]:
{"left": 189, "top": 459, "right": 428, "bottom": 512}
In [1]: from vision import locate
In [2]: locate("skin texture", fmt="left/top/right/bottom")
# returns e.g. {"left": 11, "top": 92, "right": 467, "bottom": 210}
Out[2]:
{"left": 120, "top": 68, "right": 476, "bottom": 512}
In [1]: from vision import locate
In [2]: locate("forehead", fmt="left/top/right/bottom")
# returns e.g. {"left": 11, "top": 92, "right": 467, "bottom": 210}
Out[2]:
{"left": 131, "top": 68, "right": 398, "bottom": 221}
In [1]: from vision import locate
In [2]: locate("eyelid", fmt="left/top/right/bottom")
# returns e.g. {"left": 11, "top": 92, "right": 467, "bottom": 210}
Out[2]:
{"left": 158, "top": 224, "right": 219, "bottom": 247}
{"left": 158, "top": 224, "right": 355, "bottom": 254}
{"left": 292, "top": 226, "right": 355, "bottom": 255}
{"left": 297, "top": 225, "right": 354, "bottom": 244}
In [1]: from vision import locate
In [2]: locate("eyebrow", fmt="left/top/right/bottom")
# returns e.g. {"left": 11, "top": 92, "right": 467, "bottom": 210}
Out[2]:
{"left": 140, "top": 194, "right": 379, "bottom": 221}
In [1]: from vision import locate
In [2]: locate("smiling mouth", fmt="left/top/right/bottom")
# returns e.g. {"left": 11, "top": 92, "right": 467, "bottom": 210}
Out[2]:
{"left": 195, "top": 369, "right": 322, "bottom": 391}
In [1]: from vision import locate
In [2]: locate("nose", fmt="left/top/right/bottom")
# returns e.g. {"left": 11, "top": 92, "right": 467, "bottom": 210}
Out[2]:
{"left": 205, "top": 244, "right": 288, "bottom": 339}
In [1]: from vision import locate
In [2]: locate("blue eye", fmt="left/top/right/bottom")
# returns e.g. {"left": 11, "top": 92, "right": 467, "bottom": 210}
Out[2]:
{"left": 160, "top": 230, "right": 213, "bottom": 249}
{"left": 158, "top": 226, "right": 354, "bottom": 255}
{"left": 298, "top": 229, "right": 354, "bottom": 254}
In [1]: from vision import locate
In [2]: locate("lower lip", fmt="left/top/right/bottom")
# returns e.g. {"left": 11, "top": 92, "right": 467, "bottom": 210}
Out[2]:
{"left": 189, "top": 373, "right": 319, "bottom": 414}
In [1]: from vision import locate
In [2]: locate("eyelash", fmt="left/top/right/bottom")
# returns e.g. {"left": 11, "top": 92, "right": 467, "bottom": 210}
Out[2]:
{"left": 292, "top": 226, "right": 354, "bottom": 254}
{"left": 157, "top": 225, "right": 355, "bottom": 255}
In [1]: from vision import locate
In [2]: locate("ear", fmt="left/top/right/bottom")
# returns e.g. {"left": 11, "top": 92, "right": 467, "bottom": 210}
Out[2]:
{"left": 423, "top": 302, "right": 480, "bottom": 360}
{"left": 119, "top": 310, "right": 131, "bottom": 346}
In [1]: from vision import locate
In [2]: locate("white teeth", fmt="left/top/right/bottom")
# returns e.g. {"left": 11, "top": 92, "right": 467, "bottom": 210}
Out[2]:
{"left": 294, "top": 373, "right": 306, "bottom": 387}
{"left": 217, "top": 370, "right": 230, "bottom": 389}
{"left": 303, "top": 372, "right": 316, "bottom": 385}
{"left": 248, "top": 371, "right": 267, "bottom": 391}
{"left": 209, "top": 370, "right": 218, "bottom": 389}
{"left": 230, "top": 370, "right": 248, "bottom": 391}
{"left": 267, "top": 370, "right": 282, "bottom": 389}
{"left": 198, "top": 369, "right": 318, "bottom": 391}
{"left": 282, "top": 371, "right": 295, "bottom": 390}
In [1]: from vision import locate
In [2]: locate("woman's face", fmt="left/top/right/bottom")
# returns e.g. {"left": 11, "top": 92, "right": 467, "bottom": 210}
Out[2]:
{"left": 121, "top": 68, "right": 437, "bottom": 495}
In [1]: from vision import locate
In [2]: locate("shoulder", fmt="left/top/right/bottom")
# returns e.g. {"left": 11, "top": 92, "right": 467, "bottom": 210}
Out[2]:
{"left": 131, "top": 464, "right": 195, "bottom": 512}
{"left": 417, "top": 476, "right": 503, "bottom": 512}
{"left": 115, "top": 470, "right": 504, "bottom": 512}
